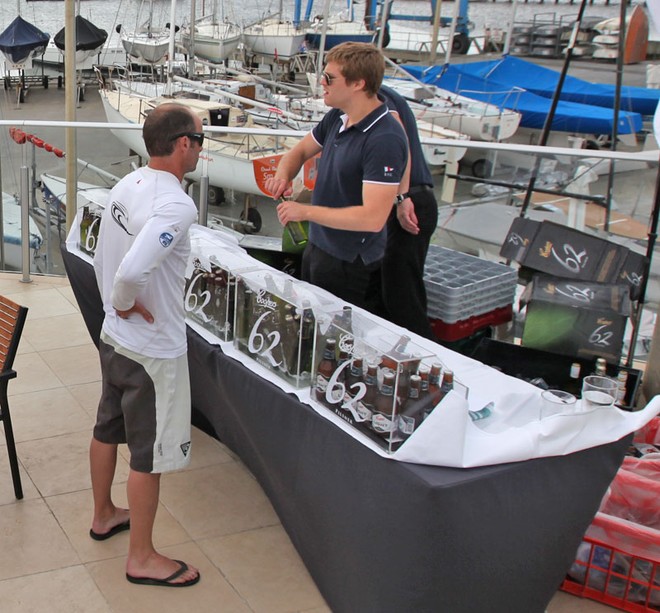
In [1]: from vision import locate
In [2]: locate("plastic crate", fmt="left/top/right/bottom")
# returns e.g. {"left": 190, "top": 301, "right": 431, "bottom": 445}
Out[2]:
{"left": 427, "top": 284, "right": 515, "bottom": 322}
{"left": 429, "top": 304, "right": 513, "bottom": 342}
{"left": 562, "top": 458, "right": 660, "bottom": 612}
{"left": 424, "top": 246, "right": 517, "bottom": 323}
{"left": 562, "top": 520, "right": 659, "bottom": 612}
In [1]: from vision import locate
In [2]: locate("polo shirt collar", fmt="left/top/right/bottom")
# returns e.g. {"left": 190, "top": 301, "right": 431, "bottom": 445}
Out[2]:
{"left": 339, "top": 101, "right": 390, "bottom": 134}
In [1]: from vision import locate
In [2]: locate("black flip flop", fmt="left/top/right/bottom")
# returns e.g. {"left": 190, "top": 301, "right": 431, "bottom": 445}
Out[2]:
{"left": 126, "top": 560, "right": 200, "bottom": 588}
{"left": 89, "top": 520, "right": 131, "bottom": 541}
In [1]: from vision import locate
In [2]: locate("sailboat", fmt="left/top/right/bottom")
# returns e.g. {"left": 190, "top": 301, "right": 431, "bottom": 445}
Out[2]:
{"left": 53, "top": 14, "right": 108, "bottom": 65}
{"left": 382, "top": 77, "right": 522, "bottom": 143}
{"left": 0, "top": 15, "right": 49, "bottom": 67}
{"left": 304, "top": 0, "right": 376, "bottom": 50}
{"left": 243, "top": 0, "right": 306, "bottom": 61}
{"left": 179, "top": 0, "right": 242, "bottom": 63}
{"left": 118, "top": 0, "right": 171, "bottom": 64}
{"left": 97, "top": 76, "right": 306, "bottom": 196}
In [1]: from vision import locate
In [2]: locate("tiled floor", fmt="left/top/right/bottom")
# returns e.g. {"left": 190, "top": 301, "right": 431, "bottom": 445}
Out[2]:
{"left": 0, "top": 271, "right": 619, "bottom": 612}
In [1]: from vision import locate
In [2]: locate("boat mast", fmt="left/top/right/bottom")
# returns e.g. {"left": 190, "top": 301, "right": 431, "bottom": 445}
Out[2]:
{"left": 501, "top": 0, "right": 519, "bottom": 57}
{"left": 167, "top": 0, "right": 177, "bottom": 95}
{"left": 187, "top": 0, "right": 196, "bottom": 79}
{"left": 314, "top": 0, "right": 332, "bottom": 86}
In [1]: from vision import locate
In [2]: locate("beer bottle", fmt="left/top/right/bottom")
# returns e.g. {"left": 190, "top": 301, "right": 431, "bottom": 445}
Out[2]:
{"left": 418, "top": 364, "right": 430, "bottom": 396}
{"left": 341, "top": 305, "right": 354, "bottom": 334}
{"left": 439, "top": 370, "right": 454, "bottom": 401}
{"left": 429, "top": 362, "right": 442, "bottom": 405}
{"left": 408, "top": 374, "right": 422, "bottom": 402}
{"left": 398, "top": 374, "right": 424, "bottom": 437}
{"left": 299, "top": 302, "right": 315, "bottom": 375}
{"left": 361, "top": 362, "right": 379, "bottom": 410}
{"left": 315, "top": 338, "right": 337, "bottom": 405}
{"left": 381, "top": 335, "right": 411, "bottom": 371}
{"left": 212, "top": 272, "right": 227, "bottom": 330}
{"left": 226, "top": 276, "right": 236, "bottom": 339}
{"left": 283, "top": 278, "right": 296, "bottom": 301}
{"left": 285, "top": 220, "right": 308, "bottom": 247}
{"left": 282, "top": 313, "right": 299, "bottom": 375}
{"left": 372, "top": 369, "right": 398, "bottom": 437}
{"left": 337, "top": 349, "right": 350, "bottom": 383}
{"left": 616, "top": 370, "right": 628, "bottom": 404}
{"left": 592, "top": 357, "right": 608, "bottom": 377}
{"left": 239, "top": 286, "right": 254, "bottom": 342}
{"left": 565, "top": 361, "right": 582, "bottom": 396}
{"left": 345, "top": 356, "right": 364, "bottom": 395}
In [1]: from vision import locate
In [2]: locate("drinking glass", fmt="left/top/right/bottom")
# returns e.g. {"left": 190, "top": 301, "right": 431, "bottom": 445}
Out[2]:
{"left": 540, "top": 389, "right": 577, "bottom": 419}
{"left": 581, "top": 375, "right": 618, "bottom": 411}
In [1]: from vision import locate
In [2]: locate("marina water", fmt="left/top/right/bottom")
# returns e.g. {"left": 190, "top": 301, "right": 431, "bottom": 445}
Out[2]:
{"left": 2, "top": 0, "right": 623, "bottom": 54}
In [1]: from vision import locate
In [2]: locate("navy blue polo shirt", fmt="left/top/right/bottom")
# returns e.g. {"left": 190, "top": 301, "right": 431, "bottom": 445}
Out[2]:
{"left": 309, "top": 101, "right": 408, "bottom": 264}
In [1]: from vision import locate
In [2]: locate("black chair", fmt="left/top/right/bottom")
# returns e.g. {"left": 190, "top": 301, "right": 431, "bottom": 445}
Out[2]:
{"left": 0, "top": 295, "right": 28, "bottom": 499}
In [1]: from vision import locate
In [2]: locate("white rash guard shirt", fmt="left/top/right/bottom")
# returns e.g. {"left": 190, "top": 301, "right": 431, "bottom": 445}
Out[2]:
{"left": 94, "top": 166, "right": 198, "bottom": 358}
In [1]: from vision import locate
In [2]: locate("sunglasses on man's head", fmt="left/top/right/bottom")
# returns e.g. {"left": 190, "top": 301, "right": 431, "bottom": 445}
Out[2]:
{"left": 170, "top": 132, "right": 205, "bottom": 147}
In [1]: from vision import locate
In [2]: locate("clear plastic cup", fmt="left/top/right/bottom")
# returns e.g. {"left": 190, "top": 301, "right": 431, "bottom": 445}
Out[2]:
{"left": 581, "top": 375, "right": 618, "bottom": 412}
{"left": 540, "top": 389, "right": 577, "bottom": 419}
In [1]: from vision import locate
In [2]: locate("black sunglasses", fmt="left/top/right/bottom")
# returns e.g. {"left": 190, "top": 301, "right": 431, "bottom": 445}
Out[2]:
{"left": 321, "top": 71, "right": 336, "bottom": 85}
{"left": 170, "top": 132, "right": 205, "bottom": 147}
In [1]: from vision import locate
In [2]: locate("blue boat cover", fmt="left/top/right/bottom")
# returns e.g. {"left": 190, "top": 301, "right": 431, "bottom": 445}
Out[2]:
{"left": 452, "top": 56, "right": 660, "bottom": 117}
{"left": 0, "top": 16, "right": 49, "bottom": 65}
{"left": 402, "top": 64, "right": 643, "bottom": 135}
{"left": 54, "top": 15, "right": 107, "bottom": 52}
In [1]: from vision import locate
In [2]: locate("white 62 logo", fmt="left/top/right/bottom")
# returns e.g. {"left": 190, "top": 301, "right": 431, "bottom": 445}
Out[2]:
{"left": 550, "top": 243, "right": 588, "bottom": 274}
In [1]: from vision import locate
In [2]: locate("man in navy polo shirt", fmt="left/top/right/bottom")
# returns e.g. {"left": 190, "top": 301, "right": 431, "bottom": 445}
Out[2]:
{"left": 265, "top": 42, "right": 408, "bottom": 312}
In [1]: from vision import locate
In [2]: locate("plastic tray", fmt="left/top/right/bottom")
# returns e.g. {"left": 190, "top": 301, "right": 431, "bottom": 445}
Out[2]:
{"left": 427, "top": 284, "right": 515, "bottom": 322}
{"left": 424, "top": 246, "right": 517, "bottom": 322}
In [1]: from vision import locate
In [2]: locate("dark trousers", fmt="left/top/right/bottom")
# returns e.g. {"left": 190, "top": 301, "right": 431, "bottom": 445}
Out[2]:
{"left": 301, "top": 242, "right": 381, "bottom": 313}
{"left": 381, "top": 188, "right": 438, "bottom": 341}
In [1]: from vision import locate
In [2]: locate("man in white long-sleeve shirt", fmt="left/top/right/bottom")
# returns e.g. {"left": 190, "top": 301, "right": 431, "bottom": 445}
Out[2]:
{"left": 90, "top": 103, "right": 202, "bottom": 588}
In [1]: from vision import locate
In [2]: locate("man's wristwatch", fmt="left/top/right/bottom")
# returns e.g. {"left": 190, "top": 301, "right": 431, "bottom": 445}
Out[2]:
{"left": 394, "top": 194, "right": 406, "bottom": 206}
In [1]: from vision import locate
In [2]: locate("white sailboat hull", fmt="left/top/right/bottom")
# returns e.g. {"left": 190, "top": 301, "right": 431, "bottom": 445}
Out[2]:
{"left": 121, "top": 33, "right": 170, "bottom": 64}
{"left": 180, "top": 22, "right": 242, "bottom": 63}
{"left": 243, "top": 19, "right": 306, "bottom": 59}
{"left": 99, "top": 89, "right": 297, "bottom": 196}
{"left": 384, "top": 79, "right": 522, "bottom": 143}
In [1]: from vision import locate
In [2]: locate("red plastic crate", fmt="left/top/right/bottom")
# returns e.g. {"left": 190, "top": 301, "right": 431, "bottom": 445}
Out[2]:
{"left": 429, "top": 304, "right": 513, "bottom": 342}
{"left": 562, "top": 536, "right": 659, "bottom": 612}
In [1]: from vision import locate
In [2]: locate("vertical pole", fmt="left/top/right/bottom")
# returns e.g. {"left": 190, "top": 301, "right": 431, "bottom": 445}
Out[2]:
{"left": 199, "top": 176, "right": 209, "bottom": 226}
{"left": 0, "top": 129, "right": 4, "bottom": 269}
{"left": 430, "top": 0, "right": 443, "bottom": 64}
{"left": 20, "top": 167, "right": 31, "bottom": 283}
{"left": 188, "top": 0, "right": 196, "bottom": 78}
{"left": 65, "top": 0, "right": 77, "bottom": 234}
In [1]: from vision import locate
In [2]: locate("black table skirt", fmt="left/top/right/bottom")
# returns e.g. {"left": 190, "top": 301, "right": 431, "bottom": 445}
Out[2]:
{"left": 62, "top": 245, "right": 629, "bottom": 613}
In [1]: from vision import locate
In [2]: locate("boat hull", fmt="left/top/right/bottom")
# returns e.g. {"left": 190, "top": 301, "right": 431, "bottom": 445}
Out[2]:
{"left": 243, "top": 20, "right": 305, "bottom": 59}
{"left": 180, "top": 22, "right": 242, "bottom": 63}
{"left": 100, "top": 90, "right": 289, "bottom": 196}
{"left": 121, "top": 34, "right": 170, "bottom": 64}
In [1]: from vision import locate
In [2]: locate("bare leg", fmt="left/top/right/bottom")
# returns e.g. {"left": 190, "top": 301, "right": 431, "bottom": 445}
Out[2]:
{"left": 125, "top": 469, "right": 199, "bottom": 584}
{"left": 90, "top": 437, "right": 130, "bottom": 535}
